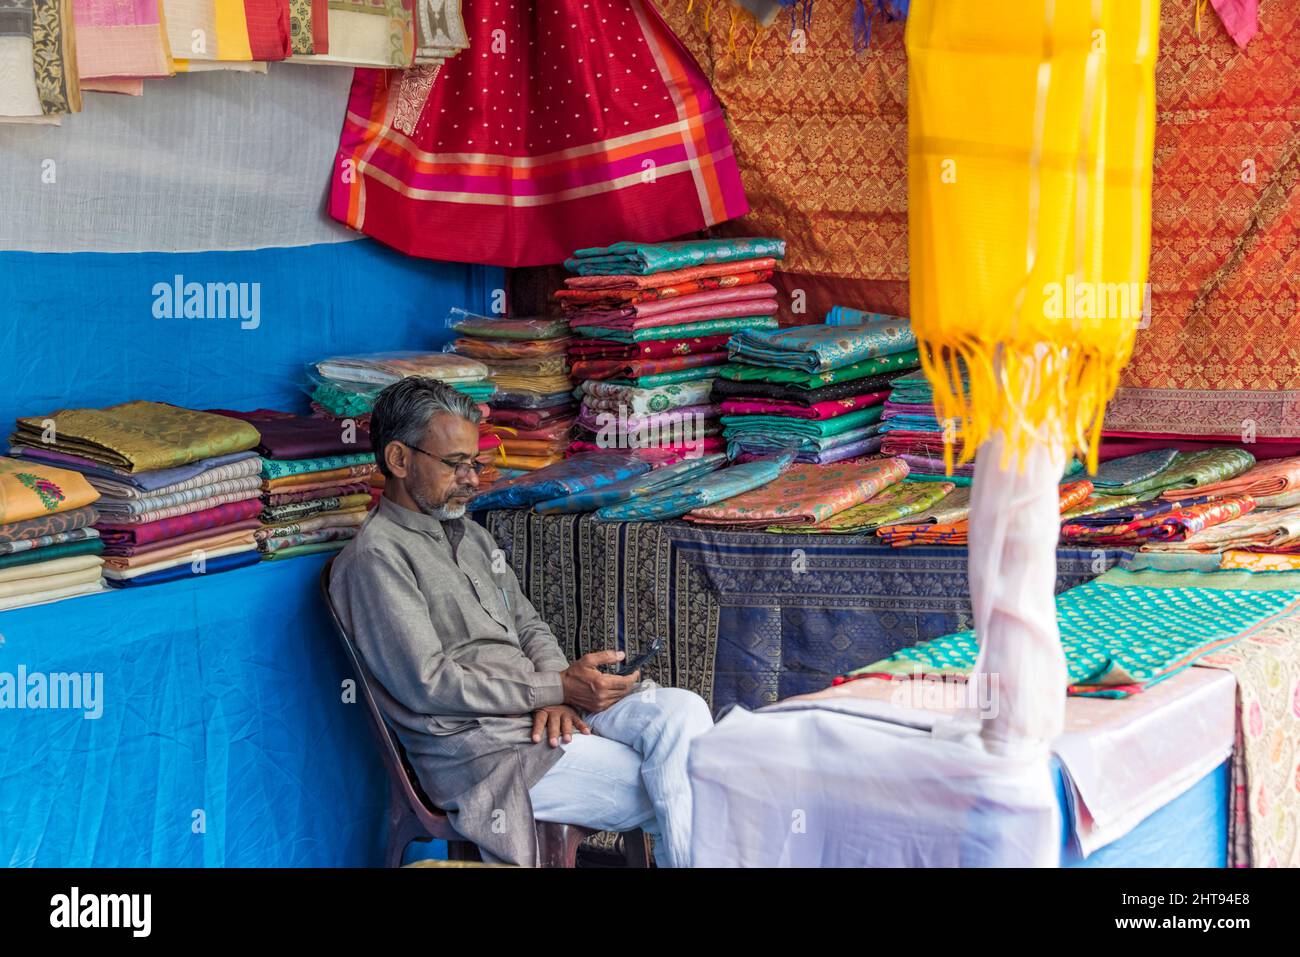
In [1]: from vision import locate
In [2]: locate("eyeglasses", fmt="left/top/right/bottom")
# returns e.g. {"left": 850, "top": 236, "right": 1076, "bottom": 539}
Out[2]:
{"left": 405, "top": 444, "right": 488, "bottom": 480}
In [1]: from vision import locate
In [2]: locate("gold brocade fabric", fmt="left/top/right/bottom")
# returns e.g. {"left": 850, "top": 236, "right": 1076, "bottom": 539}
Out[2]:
{"left": 651, "top": 0, "right": 909, "bottom": 293}
{"left": 656, "top": 0, "right": 1300, "bottom": 434}
{"left": 13, "top": 401, "right": 261, "bottom": 473}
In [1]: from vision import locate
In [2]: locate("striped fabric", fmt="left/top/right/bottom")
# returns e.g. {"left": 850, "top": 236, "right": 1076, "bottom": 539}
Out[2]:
{"left": 330, "top": 0, "right": 747, "bottom": 267}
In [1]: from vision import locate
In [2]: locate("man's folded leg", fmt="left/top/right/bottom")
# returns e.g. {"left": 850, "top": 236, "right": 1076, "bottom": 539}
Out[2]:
{"left": 581, "top": 685, "right": 715, "bottom": 868}
{"left": 528, "top": 732, "right": 665, "bottom": 859}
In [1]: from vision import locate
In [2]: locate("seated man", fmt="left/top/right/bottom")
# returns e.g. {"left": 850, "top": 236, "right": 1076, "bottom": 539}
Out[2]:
{"left": 330, "top": 376, "right": 713, "bottom": 867}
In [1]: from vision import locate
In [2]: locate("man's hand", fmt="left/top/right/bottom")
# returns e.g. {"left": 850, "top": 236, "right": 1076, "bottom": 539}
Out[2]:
{"left": 559, "top": 651, "right": 640, "bottom": 714}
{"left": 531, "top": 704, "right": 590, "bottom": 747}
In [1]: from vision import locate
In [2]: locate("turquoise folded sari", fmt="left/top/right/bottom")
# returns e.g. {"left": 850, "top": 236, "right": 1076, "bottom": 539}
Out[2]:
{"left": 535, "top": 454, "right": 728, "bottom": 514}
{"left": 566, "top": 238, "right": 786, "bottom": 275}
{"left": 597, "top": 453, "right": 794, "bottom": 522}
{"left": 728, "top": 320, "right": 916, "bottom": 373}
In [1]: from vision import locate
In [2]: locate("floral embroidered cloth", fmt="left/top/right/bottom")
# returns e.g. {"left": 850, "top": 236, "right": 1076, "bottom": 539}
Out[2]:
{"left": 261, "top": 452, "right": 376, "bottom": 480}
{"left": 572, "top": 282, "right": 778, "bottom": 321}
{"left": 769, "top": 479, "right": 956, "bottom": 534}
{"left": 710, "top": 370, "right": 909, "bottom": 406}
{"left": 878, "top": 481, "right": 1094, "bottom": 547}
{"left": 727, "top": 319, "right": 916, "bottom": 374}
{"left": 571, "top": 352, "right": 727, "bottom": 382}
{"left": 573, "top": 298, "right": 780, "bottom": 332}
{"left": 1124, "top": 448, "right": 1255, "bottom": 497}
{"left": 1061, "top": 495, "right": 1253, "bottom": 545}
{"left": 0, "top": 457, "right": 99, "bottom": 525}
{"left": 12, "top": 402, "right": 261, "bottom": 473}
{"left": 568, "top": 334, "right": 733, "bottom": 360}
{"left": 565, "top": 238, "right": 785, "bottom": 276}
{"left": 685, "top": 457, "right": 908, "bottom": 527}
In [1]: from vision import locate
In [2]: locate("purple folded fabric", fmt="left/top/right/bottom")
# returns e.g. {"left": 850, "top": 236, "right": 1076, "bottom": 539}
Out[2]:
{"left": 9, "top": 445, "right": 261, "bottom": 491}
{"left": 900, "top": 453, "right": 975, "bottom": 477}
{"left": 209, "top": 408, "right": 373, "bottom": 458}
{"left": 806, "top": 436, "right": 885, "bottom": 464}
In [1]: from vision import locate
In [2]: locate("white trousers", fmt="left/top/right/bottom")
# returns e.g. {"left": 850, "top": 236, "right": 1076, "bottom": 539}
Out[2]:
{"left": 528, "top": 685, "right": 714, "bottom": 867}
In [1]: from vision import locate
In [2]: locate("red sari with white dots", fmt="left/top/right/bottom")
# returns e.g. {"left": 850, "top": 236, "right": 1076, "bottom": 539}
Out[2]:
{"left": 329, "top": 0, "right": 749, "bottom": 267}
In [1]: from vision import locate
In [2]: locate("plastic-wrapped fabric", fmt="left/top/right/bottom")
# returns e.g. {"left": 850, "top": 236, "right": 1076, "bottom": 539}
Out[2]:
{"left": 447, "top": 310, "right": 571, "bottom": 341}
{"left": 469, "top": 452, "right": 650, "bottom": 510}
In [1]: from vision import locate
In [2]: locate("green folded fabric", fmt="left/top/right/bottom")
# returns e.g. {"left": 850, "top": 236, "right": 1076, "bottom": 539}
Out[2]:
{"left": 721, "top": 404, "right": 884, "bottom": 439}
{"left": 1124, "top": 448, "right": 1256, "bottom": 497}
{"left": 0, "top": 538, "right": 105, "bottom": 571}
{"left": 566, "top": 237, "right": 786, "bottom": 275}
{"left": 717, "top": 349, "right": 921, "bottom": 388}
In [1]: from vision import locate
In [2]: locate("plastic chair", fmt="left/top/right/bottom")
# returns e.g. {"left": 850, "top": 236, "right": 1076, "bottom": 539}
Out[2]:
{"left": 320, "top": 556, "right": 653, "bottom": 868}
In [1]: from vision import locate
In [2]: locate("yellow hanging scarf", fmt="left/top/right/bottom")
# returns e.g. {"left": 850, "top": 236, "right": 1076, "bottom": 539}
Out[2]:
{"left": 906, "top": 0, "right": 1160, "bottom": 473}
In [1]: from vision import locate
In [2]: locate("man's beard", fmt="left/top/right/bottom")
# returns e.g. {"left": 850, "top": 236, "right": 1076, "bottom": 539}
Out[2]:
{"left": 411, "top": 486, "right": 471, "bottom": 520}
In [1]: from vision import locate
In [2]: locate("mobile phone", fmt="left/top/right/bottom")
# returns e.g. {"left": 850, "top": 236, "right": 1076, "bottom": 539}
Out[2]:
{"left": 617, "top": 636, "right": 665, "bottom": 676}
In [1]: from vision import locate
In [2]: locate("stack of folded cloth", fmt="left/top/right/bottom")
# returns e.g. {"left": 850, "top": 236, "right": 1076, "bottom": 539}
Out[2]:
{"left": 1058, "top": 493, "right": 1255, "bottom": 547}
{"left": 560, "top": 237, "right": 786, "bottom": 463}
{"left": 878, "top": 480, "right": 1096, "bottom": 547}
{"left": 449, "top": 311, "right": 576, "bottom": 471}
{"left": 684, "top": 458, "right": 910, "bottom": 529}
{"left": 718, "top": 315, "right": 920, "bottom": 464}
{"left": 211, "top": 409, "right": 378, "bottom": 562}
{"left": 307, "top": 350, "right": 503, "bottom": 485}
{"left": 0, "top": 457, "right": 105, "bottom": 610}
{"left": 1061, "top": 447, "right": 1257, "bottom": 520}
{"left": 878, "top": 369, "right": 977, "bottom": 482}
{"left": 9, "top": 401, "right": 264, "bottom": 588}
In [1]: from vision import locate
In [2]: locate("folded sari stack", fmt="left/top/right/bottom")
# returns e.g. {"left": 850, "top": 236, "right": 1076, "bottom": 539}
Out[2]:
{"left": 596, "top": 453, "right": 796, "bottom": 523}
{"left": 877, "top": 369, "right": 977, "bottom": 481}
{"left": 449, "top": 311, "right": 576, "bottom": 471}
{"left": 1059, "top": 494, "right": 1255, "bottom": 547}
{"left": 877, "top": 480, "right": 1095, "bottom": 547}
{"left": 718, "top": 316, "right": 919, "bottom": 465}
{"left": 1140, "top": 504, "right": 1300, "bottom": 556}
{"left": 212, "top": 409, "right": 377, "bottom": 561}
{"left": 0, "top": 458, "right": 104, "bottom": 610}
{"left": 8, "top": 401, "right": 263, "bottom": 587}
{"left": 560, "top": 238, "right": 786, "bottom": 464}
{"left": 684, "top": 457, "right": 909, "bottom": 528}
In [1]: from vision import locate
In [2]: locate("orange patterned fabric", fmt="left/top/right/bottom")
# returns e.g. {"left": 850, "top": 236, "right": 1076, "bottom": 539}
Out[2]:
{"left": 1107, "top": 2, "right": 1300, "bottom": 437}
{"left": 654, "top": 1, "right": 1300, "bottom": 423}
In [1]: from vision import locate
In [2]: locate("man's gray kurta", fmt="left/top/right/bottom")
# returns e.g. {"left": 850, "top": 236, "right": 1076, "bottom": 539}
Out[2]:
{"left": 329, "top": 496, "right": 571, "bottom": 866}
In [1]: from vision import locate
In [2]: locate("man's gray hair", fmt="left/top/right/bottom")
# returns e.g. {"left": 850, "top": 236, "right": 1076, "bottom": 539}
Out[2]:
{"left": 369, "top": 375, "right": 483, "bottom": 478}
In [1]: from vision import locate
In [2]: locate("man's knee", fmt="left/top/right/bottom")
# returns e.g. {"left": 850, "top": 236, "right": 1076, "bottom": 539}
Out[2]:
{"left": 651, "top": 687, "right": 714, "bottom": 733}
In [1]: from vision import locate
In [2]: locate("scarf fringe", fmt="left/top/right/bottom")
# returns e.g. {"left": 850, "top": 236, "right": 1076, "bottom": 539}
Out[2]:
{"left": 916, "top": 332, "right": 1134, "bottom": 477}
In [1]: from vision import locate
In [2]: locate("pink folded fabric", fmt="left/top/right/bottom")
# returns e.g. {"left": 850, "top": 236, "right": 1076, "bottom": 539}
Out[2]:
{"left": 720, "top": 392, "right": 890, "bottom": 420}
{"left": 575, "top": 298, "right": 780, "bottom": 331}
{"left": 577, "top": 283, "right": 779, "bottom": 321}
{"left": 1210, "top": 0, "right": 1257, "bottom": 49}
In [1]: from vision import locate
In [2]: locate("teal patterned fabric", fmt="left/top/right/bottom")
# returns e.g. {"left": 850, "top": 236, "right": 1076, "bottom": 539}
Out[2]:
{"left": 534, "top": 454, "right": 728, "bottom": 514}
{"left": 847, "top": 567, "right": 1300, "bottom": 697}
{"left": 261, "top": 452, "right": 375, "bottom": 479}
{"left": 1092, "top": 449, "right": 1180, "bottom": 490}
{"left": 565, "top": 238, "right": 786, "bottom": 275}
{"left": 728, "top": 320, "right": 916, "bottom": 373}
{"left": 727, "top": 424, "right": 884, "bottom": 456}
{"left": 597, "top": 454, "right": 794, "bottom": 522}
{"left": 470, "top": 452, "right": 650, "bottom": 510}
{"left": 722, "top": 405, "right": 884, "bottom": 439}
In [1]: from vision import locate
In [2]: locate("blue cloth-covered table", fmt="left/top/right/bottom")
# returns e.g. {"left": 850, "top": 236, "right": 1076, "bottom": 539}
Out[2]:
{"left": 0, "top": 555, "right": 387, "bottom": 866}
{"left": 482, "top": 511, "right": 1127, "bottom": 715}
